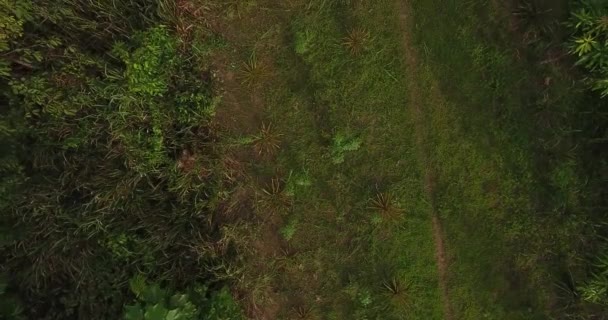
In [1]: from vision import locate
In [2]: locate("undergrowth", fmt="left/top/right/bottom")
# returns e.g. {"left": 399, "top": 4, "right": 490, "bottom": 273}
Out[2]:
{"left": 0, "top": 0, "right": 242, "bottom": 318}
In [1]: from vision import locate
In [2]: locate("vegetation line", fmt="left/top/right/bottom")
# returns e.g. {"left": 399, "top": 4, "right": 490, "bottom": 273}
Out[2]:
{"left": 395, "top": 1, "right": 454, "bottom": 319}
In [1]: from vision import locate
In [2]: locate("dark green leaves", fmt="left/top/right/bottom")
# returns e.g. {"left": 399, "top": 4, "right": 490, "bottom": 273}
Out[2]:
{"left": 124, "top": 277, "right": 200, "bottom": 320}
{"left": 124, "top": 305, "right": 144, "bottom": 320}
{"left": 567, "top": 1, "right": 608, "bottom": 96}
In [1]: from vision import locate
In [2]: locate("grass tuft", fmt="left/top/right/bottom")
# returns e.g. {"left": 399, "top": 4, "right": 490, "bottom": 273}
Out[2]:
{"left": 253, "top": 122, "right": 282, "bottom": 156}
{"left": 239, "top": 53, "right": 270, "bottom": 88}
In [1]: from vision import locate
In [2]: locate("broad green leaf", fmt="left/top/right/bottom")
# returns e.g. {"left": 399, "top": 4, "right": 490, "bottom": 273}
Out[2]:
{"left": 129, "top": 275, "right": 147, "bottom": 298}
{"left": 165, "top": 309, "right": 180, "bottom": 320}
{"left": 124, "top": 305, "right": 144, "bottom": 320}
{"left": 143, "top": 284, "right": 166, "bottom": 303}
{"left": 144, "top": 303, "right": 168, "bottom": 320}
{"left": 169, "top": 294, "right": 189, "bottom": 308}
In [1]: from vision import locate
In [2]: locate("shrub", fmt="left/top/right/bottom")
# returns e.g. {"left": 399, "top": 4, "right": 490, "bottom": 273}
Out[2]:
{"left": 125, "top": 276, "right": 198, "bottom": 320}
{"left": 567, "top": 0, "right": 608, "bottom": 97}
{"left": 124, "top": 276, "right": 243, "bottom": 320}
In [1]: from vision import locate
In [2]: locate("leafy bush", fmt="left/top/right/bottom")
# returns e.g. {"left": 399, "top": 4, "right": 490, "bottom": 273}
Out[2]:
{"left": 567, "top": 0, "right": 608, "bottom": 97}
{"left": 124, "top": 276, "right": 243, "bottom": 320}
{"left": 125, "top": 276, "right": 198, "bottom": 320}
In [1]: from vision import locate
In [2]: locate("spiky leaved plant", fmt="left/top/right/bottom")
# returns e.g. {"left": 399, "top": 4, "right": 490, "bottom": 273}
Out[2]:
{"left": 566, "top": 1, "right": 608, "bottom": 97}
{"left": 382, "top": 277, "right": 403, "bottom": 295}
{"left": 239, "top": 53, "right": 269, "bottom": 87}
{"left": 342, "top": 28, "right": 369, "bottom": 56}
{"left": 253, "top": 123, "right": 282, "bottom": 156}
{"left": 293, "top": 304, "right": 313, "bottom": 319}
{"left": 368, "top": 192, "right": 403, "bottom": 220}
{"left": 512, "top": 0, "right": 555, "bottom": 42}
{"left": 382, "top": 276, "right": 409, "bottom": 307}
{"left": 257, "top": 178, "right": 292, "bottom": 216}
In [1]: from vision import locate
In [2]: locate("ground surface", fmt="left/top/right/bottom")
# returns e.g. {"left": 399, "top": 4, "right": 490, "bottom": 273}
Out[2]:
{"left": 396, "top": 1, "right": 453, "bottom": 318}
{"left": 210, "top": 0, "right": 600, "bottom": 318}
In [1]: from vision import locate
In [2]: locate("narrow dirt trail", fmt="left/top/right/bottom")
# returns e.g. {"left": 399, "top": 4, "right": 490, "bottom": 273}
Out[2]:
{"left": 395, "top": 1, "right": 454, "bottom": 319}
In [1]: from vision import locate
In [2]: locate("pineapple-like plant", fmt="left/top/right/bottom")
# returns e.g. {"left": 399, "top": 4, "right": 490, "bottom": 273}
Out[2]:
{"left": 257, "top": 178, "right": 292, "bottom": 216}
{"left": 368, "top": 192, "right": 403, "bottom": 220}
{"left": 382, "top": 276, "right": 409, "bottom": 307}
{"left": 253, "top": 123, "right": 282, "bottom": 156}
{"left": 342, "top": 28, "right": 370, "bottom": 56}
{"left": 239, "top": 53, "right": 269, "bottom": 88}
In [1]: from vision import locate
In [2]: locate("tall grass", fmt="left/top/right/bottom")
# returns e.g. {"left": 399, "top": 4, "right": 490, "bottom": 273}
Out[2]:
{"left": 0, "top": 0, "right": 242, "bottom": 318}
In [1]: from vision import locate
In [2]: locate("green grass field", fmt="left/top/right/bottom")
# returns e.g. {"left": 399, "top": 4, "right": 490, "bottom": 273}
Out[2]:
{"left": 1, "top": 0, "right": 607, "bottom": 319}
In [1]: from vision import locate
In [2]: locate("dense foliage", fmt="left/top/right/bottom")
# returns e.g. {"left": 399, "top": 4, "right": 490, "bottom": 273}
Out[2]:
{"left": 568, "top": 0, "right": 608, "bottom": 97}
{"left": 0, "top": 0, "right": 241, "bottom": 319}
{"left": 124, "top": 276, "right": 242, "bottom": 320}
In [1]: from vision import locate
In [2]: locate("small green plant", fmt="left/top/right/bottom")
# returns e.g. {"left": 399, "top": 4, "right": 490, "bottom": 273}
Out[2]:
{"left": 294, "top": 30, "right": 313, "bottom": 55}
{"left": 101, "top": 233, "right": 134, "bottom": 261}
{"left": 330, "top": 133, "right": 361, "bottom": 164}
{"left": 342, "top": 28, "right": 369, "bottom": 56}
{"left": 280, "top": 218, "right": 299, "bottom": 241}
{"left": 253, "top": 123, "right": 282, "bottom": 156}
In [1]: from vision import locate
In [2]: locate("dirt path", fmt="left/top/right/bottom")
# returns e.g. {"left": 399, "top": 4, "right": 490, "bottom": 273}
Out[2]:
{"left": 395, "top": 1, "right": 454, "bottom": 319}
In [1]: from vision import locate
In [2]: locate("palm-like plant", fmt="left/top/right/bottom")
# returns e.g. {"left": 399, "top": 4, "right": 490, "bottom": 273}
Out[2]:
{"left": 383, "top": 277, "right": 404, "bottom": 295}
{"left": 382, "top": 276, "right": 409, "bottom": 308}
{"left": 253, "top": 123, "right": 282, "bottom": 156}
{"left": 368, "top": 192, "right": 403, "bottom": 219}
{"left": 573, "top": 34, "right": 597, "bottom": 56}
{"left": 257, "top": 178, "right": 291, "bottom": 216}
{"left": 294, "top": 305, "right": 313, "bottom": 319}
{"left": 239, "top": 54, "right": 269, "bottom": 87}
{"left": 342, "top": 28, "right": 369, "bottom": 56}
{"left": 512, "top": 0, "right": 555, "bottom": 39}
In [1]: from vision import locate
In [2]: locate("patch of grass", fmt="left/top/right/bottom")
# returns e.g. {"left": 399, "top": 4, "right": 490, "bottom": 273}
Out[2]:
{"left": 231, "top": 1, "right": 444, "bottom": 318}
{"left": 409, "top": 0, "right": 608, "bottom": 317}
